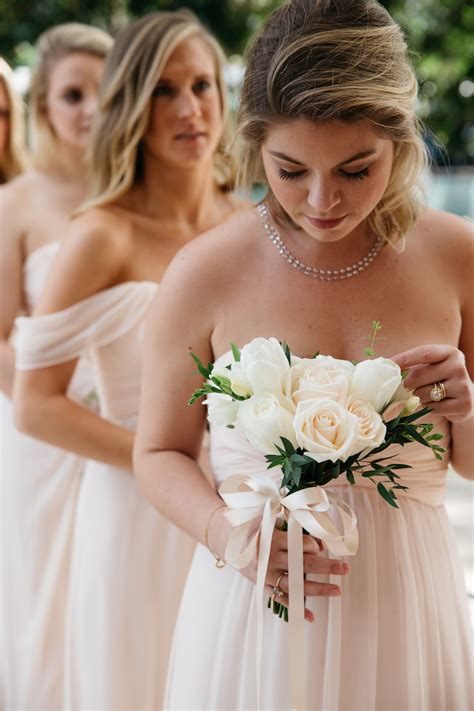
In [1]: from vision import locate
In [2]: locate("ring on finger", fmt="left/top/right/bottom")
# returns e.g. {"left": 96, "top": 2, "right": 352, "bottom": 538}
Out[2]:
{"left": 271, "top": 570, "right": 288, "bottom": 601}
{"left": 429, "top": 381, "right": 447, "bottom": 402}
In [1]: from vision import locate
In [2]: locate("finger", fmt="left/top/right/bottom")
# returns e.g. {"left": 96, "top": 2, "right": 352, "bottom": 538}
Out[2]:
{"left": 304, "top": 580, "right": 342, "bottom": 597}
{"left": 304, "top": 554, "right": 351, "bottom": 576}
{"left": 404, "top": 365, "right": 452, "bottom": 390}
{"left": 391, "top": 344, "right": 453, "bottom": 370}
{"left": 416, "top": 381, "right": 454, "bottom": 405}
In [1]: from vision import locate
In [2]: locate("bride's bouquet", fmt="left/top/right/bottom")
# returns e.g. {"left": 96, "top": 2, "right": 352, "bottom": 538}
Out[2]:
{"left": 189, "top": 334, "right": 444, "bottom": 620}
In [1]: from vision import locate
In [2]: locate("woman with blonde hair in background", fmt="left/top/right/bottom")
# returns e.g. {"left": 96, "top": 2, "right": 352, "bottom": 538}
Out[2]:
{"left": 134, "top": 0, "right": 473, "bottom": 709}
{"left": 14, "top": 10, "right": 246, "bottom": 708}
{"left": 0, "top": 23, "right": 112, "bottom": 709}
{"left": 0, "top": 57, "right": 29, "bottom": 184}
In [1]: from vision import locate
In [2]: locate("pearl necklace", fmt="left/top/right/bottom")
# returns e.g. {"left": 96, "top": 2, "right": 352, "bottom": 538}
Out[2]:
{"left": 257, "top": 203, "right": 384, "bottom": 281}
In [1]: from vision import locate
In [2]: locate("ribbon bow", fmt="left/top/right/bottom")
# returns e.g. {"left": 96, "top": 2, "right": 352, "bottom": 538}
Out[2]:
{"left": 219, "top": 473, "right": 359, "bottom": 711}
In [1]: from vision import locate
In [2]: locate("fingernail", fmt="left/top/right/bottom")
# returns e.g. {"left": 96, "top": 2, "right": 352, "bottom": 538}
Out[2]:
{"left": 330, "top": 587, "right": 341, "bottom": 596}
{"left": 342, "top": 563, "right": 351, "bottom": 573}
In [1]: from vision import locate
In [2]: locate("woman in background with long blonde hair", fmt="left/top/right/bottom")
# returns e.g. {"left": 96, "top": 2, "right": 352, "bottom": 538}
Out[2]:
{"left": 14, "top": 10, "right": 246, "bottom": 708}
{"left": 0, "top": 57, "right": 29, "bottom": 183}
{"left": 0, "top": 24, "right": 112, "bottom": 709}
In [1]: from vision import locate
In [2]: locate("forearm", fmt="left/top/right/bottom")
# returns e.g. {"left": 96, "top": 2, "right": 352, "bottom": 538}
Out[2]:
{"left": 0, "top": 342, "right": 15, "bottom": 398}
{"left": 134, "top": 447, "right": 232, "bottom": 556}
{"left": 450, "top": 417, "right": 474, "bottom": 479}
{"left": 15, "top": 393, "right": 134, "bottom": 471}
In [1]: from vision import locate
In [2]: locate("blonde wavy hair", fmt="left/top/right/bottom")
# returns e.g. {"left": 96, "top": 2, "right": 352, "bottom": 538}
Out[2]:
{"left": 0, "top": 58, "right": 29, "bottom": 183}
{"left": 82, "top": 9, "right": 233, "bottom": 212}
{"left": 29, "top": 23, "right": 113, "bottom": 171}
{"left": 236, "top": 0, "right": 428, "bottom": 250}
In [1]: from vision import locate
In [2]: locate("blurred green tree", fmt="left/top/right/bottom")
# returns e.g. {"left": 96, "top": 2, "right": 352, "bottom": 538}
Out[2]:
{"left": 0, "top": 0, "right": 472, "bottom": 164}
{"left": 381, "top": 0, "right": 473, "bottom": 165}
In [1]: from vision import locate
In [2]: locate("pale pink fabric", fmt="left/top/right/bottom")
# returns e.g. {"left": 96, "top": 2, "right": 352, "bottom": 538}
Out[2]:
{"left": 165, "top": 352, "right": 473, "bottom": 711}
{"left": 1, "top": 242, "right": 95, "bottom": 710}
{"left": 16, "top": 282, "right": 196, "bottom": 710}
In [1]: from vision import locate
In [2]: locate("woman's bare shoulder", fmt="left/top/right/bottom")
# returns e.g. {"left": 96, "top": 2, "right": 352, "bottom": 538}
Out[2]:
{"left": 158, "top": 205, "right": 259, "bottom": 306}
{"left": 178, "top": 204, "right": 258, "bottom": 266}
{"left": 414, "top": 206, "right": 472, "bottom": 252}
{"left": 413, "top": 206, "right": 473, "bottom": 291}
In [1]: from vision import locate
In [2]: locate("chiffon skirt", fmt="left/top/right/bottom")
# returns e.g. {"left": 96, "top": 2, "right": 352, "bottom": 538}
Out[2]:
{"left": 1, "top": 393, "right": 83, "bottom": 709}
{"left": 165, "top": 486, "right": 473, "bottom": 711}
{"left": 65, "top": 457, "right": 196, "bottom": 709}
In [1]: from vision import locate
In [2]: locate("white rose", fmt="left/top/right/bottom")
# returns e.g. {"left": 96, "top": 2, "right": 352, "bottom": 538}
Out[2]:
{"left": 349, "top": 357, "right": 402, "bottom": 412}
{"left": 294, "top": 398, "right": 359, "bottom": 463}
{"left": 227, "top": 362, "right": 253, "bottom": 397}
{"left": 285, "top": 356, "right": 354, "bottom": 411}
{"left": 236, "top": 393, "right": 297, "bottom": 454}
{"left": 204, "top": 393, "right": 239, "bottom": 427}
{"left": 382, "top": 381, "right": 420, "bottom": 421}
{"left": 237, "top": 337, "right": 291, "bottom": 397}
{"left": 346, "top": 393, "right": 386, "bottom": 453}
{"left": 209, "top": 364, "right": 232, "bottom": 387}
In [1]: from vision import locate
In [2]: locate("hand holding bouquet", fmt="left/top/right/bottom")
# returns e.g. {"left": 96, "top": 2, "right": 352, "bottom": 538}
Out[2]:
{"left": 190, "top": 334, "right": 445, "bottom": 624}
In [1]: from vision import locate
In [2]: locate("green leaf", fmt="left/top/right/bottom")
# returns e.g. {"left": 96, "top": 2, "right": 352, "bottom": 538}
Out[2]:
{"left": 280, "top": 340, "right": 292, "bottom": 365}
{"left": 230, "top": 342, "right": 241, "bottom": 362}
{"left": 280, "top": 437, "right": 296, "bottom": 456}
{"left": 293, "top": 466, "right": 302, "bottom": 487}
{"left": 190, "top": 351, "right": 212, "bottom": 379}
{"left": 346, "top": 470, "right": 355, "bottom": 485}
{"left": 377, "top": 482, "right": 399, "bottom": 508}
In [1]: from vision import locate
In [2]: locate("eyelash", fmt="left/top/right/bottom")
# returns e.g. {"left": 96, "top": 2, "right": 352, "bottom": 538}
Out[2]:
{"left": 278, "top": 167, "right": 370, "bottom": 181}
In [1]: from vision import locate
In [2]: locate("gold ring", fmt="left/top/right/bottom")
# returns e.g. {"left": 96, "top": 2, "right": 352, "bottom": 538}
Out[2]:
{"left": 429, "top": 381, "right": 447, "bottom": 402}
{"left": 270, "top": 570, "right": 288, "bottom": 602}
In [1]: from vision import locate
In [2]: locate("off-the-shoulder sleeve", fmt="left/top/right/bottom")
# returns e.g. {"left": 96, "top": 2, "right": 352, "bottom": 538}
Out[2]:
{"left": 16, "top": 282, "right": 157, "bottom": 370}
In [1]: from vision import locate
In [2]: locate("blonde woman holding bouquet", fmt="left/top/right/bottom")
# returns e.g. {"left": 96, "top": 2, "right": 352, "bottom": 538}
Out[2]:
{"left": 13, "top": 10, "right": 244, "bottom": 709}
{"left": 134, "top": 1, "right": 473, "bottom": 709}
{"left": 0, "top": 57, "right": 29, "bottom": 184}
{"left": 0, "top": 24, "right": 112, "bottom": 709}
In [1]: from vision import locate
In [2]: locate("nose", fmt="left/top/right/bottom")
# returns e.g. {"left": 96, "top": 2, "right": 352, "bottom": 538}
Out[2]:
{"left": 176, "top": 90, "right": 201, "bottom": 120}
{"left": 307, "top": 175, "right": 341, "bottom": 214}
{"left": 82, "top": 93, "right": 98, "bottom": 122}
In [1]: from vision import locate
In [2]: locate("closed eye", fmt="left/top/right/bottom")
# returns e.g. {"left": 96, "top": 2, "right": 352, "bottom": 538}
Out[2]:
{"left": 278, "top": 167, "right": 307, "bottom": 181}
{"left": 340, "top": 167, "right": 370, "bottom": 181}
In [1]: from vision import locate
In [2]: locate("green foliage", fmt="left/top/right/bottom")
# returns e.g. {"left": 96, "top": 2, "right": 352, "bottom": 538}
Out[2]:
{"left": 0, "top": 0, "right": 282, "bottom": 64}
{"left": 2, "top": 0, "right": 470, "bottom": 163}
{"left": 381, "top": 0, "right": 473, "bottom": 165}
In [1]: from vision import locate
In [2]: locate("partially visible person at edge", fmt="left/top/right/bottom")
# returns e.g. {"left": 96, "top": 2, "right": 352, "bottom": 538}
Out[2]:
{"left": 13, "top": 10, "right": 247, "bottom": 709}
{"left": 0, "top": 24, "right": 112, "bottom": 710}
{"left": 133, "top": 1, "right": 473, "bottom": 709}
{"left": 0, "top": 57, "right": 29, "bottom": 184}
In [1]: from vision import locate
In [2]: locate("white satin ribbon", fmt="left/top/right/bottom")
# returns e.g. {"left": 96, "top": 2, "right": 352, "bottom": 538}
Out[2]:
{"left": 219, "top": 473, "right": 359, "bottom": 711}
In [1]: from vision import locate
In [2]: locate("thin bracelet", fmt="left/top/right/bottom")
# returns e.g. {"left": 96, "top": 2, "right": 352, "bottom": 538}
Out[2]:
{"left": 204, "top": 502, "right": 226, "bottom": 568}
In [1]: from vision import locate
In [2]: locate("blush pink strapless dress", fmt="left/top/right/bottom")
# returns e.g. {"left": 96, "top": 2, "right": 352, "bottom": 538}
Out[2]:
{"left": 165, "top": 353, "right": 473, "bottom": 711}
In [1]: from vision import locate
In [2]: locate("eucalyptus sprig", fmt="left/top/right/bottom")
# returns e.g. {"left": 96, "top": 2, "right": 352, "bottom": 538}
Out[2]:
{"left": 363, "top": 320, "right": 386, "bottom": 358}
{"left": 188, "top": 346, "right": 248, "bottom": 405}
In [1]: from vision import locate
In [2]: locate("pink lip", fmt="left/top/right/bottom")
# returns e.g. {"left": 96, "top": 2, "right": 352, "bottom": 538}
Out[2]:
{"left": 306, "top": 215, "right": 347, "bottom": 229}
{"left": 175, "top": 132, "right": 206, "bottom": 141}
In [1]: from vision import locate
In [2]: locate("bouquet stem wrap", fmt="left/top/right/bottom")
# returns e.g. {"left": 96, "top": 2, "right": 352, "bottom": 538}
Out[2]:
{"left": 219, "top": 474, "right": 359, "bottom": 711}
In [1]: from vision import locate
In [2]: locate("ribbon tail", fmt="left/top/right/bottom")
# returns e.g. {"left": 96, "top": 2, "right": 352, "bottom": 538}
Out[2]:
{"left": 288, "top": 515, "right": 306, "bottom": 711}
{"left": 255, "top": 501, "right": 277, "bottom": 709}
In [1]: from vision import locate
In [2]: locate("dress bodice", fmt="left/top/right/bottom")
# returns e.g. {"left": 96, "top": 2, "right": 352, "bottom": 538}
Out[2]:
{"left": 15, "top": 282, "right": 157, "bottom": 421}
{"left": 23, "top": 242, "right": 60, "bottom": 311}
{"left": 209, "top": 352, "right": 451, "bottom": 507}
